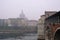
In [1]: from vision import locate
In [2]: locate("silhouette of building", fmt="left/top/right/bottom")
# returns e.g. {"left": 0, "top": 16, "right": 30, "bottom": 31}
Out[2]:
{"left": 27, "top": 20, "right": 38, "bottom": 27}
{"left": 8, "top": 10, "right": 28, "bottom": 27}
{"left": 0, "top": 19, "right": 8, "bottom": 26}
{"left": 19, "top": 10, "right": 28, "bottom": 20}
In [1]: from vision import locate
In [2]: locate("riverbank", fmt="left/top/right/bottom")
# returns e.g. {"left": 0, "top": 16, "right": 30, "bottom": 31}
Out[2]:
{"left": 0, "top": 33, "right": 38, "bottom": 40}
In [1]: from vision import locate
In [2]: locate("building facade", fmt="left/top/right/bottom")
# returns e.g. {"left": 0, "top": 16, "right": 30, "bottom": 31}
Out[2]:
{"left": 38, "top": 15, "right": 45, "bottom": 40}
{"left": 8, "top": 10, "right": 28, "bottom": 27}
{"left": 27, "top": 20, "right": 38, "bottom": 26}
{"left": 8, "top": 18, "right": 17, "bottom": 27}
{"left": 0, "top": 19, "right": 8, "bottom": 26}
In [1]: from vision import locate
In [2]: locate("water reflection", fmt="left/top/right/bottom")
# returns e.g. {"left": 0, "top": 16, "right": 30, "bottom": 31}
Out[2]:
{"left": 0, "top": 33, "right": 38, "bottom": 40}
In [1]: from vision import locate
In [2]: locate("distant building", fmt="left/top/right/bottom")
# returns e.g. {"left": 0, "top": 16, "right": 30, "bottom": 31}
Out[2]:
{"left": 17, "top": 18, "right": 28, "bottom": 27}
{"left": 19, "top": 10, "right": 28, "bottom": 20}
{"left": 0, "top": 19, "right": 8, "bottom": 26}
{"left": 38, "top": 15, "right": 45, "bottom": 40}
{"left": 4, "top": 19, "right": 8, "bottom": 26}
{"left": 27, "top": 20, "right": 38, "bottom": 27}
{"left": 7, "top": 10, "right": 38, "bottom": 33}
{"left": 8, "top": 10, "right": 38, "bottom": 27}
{"left": 8, "top": 18, "right": 18, "bottom": 26}
{"left": 0, "top": 19, "right": 4, "bottom": 26}
{"left": 26, "top": 20, "right": 38, "bottom": 33}
{"left": 8, "top": 10, "right": 28, "bottom": 27}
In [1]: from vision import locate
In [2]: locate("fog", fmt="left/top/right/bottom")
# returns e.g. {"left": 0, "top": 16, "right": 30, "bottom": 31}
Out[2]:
{"left": 0, "top": 0, "right": 60, "bottom": 20}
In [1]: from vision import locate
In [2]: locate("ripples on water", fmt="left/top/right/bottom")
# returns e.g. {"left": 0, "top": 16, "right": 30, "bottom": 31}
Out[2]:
{"left": 0, "top": 34, "right": 38, "bottom": 40}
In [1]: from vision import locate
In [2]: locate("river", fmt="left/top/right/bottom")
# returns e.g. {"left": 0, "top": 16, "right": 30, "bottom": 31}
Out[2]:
{"left": 0, "top": 33, "right": 38, "bottom": 40}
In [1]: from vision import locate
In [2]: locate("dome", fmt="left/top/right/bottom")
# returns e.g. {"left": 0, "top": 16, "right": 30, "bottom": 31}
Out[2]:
{"left": 19, "top": 10, "right": 28, "bottom": 20}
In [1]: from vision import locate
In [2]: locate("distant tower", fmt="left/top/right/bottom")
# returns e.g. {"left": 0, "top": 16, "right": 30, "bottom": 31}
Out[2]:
{"left": 20, "top": 10, "right": 27, "bottom": 20}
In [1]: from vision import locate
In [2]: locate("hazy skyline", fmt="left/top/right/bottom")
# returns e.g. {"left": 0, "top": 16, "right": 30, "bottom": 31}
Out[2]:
{"left": 0, "top": 0, "right": 60, "bottom": 20}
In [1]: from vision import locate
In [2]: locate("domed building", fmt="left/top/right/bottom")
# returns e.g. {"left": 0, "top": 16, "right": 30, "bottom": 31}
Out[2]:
{"left": 8, "top": 10, "right": 28, "bottom": 27}
{"left": 19, "top": 10, "right": 28, "bottom": 20}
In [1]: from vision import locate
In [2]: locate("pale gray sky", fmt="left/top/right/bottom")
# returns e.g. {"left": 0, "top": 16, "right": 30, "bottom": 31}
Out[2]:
{"left": 0, "top": 0, "right": 60, "bottom": 20}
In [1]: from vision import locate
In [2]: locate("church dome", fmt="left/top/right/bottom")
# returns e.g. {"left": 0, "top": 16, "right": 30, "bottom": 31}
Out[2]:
{"left": 19, "top": 10, "right": 28, "bottom": 20}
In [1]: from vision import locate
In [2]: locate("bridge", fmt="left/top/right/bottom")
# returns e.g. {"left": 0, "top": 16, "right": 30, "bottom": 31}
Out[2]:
{"left": 45, "top": 11, "right": 60, "bottom": 40}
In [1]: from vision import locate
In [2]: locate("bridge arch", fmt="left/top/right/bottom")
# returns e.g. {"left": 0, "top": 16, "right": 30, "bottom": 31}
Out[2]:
{"left": 54, "top": 28, "right": 60, "bottom": 40}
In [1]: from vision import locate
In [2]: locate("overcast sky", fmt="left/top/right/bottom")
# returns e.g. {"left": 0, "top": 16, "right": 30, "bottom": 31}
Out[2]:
{"left": 0, "top": 0, "right": 60, "bottom": 20}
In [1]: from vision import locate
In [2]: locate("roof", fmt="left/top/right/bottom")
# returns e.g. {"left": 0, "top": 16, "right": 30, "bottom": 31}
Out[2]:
{"left": 45, "top": 11, "right": 57, "bottom": 19}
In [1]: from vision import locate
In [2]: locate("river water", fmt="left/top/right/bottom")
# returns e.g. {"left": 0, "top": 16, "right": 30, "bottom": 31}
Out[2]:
{"left": 0, "top": 34, "right": 38, "bottom": 40}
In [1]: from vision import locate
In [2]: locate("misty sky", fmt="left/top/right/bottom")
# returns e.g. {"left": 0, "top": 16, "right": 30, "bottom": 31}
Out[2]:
{"left": 0, "top": 0, "right": 60, "bottom": 20}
